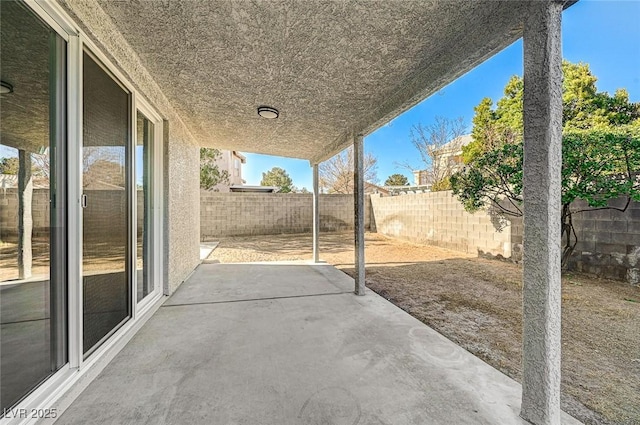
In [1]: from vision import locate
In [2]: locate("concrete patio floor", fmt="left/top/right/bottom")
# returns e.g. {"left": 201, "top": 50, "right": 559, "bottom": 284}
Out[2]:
{"left": 55, "top": 262, "right": 581, "bottom": 425}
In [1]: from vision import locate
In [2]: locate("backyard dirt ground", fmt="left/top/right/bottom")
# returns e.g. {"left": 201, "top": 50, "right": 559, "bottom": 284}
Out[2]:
{"left": 209, "top": 232, "right": 640, "bottom": 425}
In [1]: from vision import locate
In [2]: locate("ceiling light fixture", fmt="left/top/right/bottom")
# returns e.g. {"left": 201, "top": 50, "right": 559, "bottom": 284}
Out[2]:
{"left": 257, "top": 106, "right": 279, "bottom": 119}
{"left": 0, "top": 81, "right": 13, "bottom": 94}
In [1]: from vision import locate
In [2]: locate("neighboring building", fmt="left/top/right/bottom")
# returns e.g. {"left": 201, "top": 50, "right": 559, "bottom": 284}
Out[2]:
{"left": 364, "top": 182, "right": 390, "bottom": 195}
{"left": 213, "top": 150, "right": 246, "bottom": 191}
{"left": 413, "top": 134, "right": 473, "bottom": 186}
{"left": 385, "top": 185, "right": 432, "bottom": 195}
{"left": 412, "top": 169, "right": 432, "bottom": 187}
{"left": 229, "top": 185, "right": 278, "bottom": 193}
{"left": 435, "top": 134, "right": 472, "bottom": 172}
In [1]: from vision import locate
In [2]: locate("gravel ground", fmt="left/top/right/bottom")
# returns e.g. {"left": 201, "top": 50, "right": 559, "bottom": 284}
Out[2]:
{"left": 209, "top": 232, "right": 640, "bottom": 425}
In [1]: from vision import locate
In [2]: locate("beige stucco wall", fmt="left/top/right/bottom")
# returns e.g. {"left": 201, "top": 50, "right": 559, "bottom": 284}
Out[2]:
{"left": 210, "top": 150, "right": 244, "bottom": 192}
{"left": 57, "top": 0, "right": 200, "bottom": 294}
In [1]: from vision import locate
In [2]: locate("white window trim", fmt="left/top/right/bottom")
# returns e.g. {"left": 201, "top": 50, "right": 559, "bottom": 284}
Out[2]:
{"left": 133, "top": 94, "right": 165, "bottom": 316}
{"left": 1, "top": 1, "right": 166, "bottom": 424}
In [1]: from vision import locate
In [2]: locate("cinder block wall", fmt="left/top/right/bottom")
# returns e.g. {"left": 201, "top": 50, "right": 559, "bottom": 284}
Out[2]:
{"left": 371, "top": 192, "right": 639, "bottom": 285}
{"left": 0, "top": 189, "right": 145, "bottom": 244}
{"left": 200, "top": 192, "right": 371, "bottom": 239}
{"left": 559, "top": 199, "right": 639, "bottom": 284}
{"left": 370, "top": 191, "right": 514, "bottom": 258}
{"left": 1, "top": 189, "right": 50, "bottom": 241}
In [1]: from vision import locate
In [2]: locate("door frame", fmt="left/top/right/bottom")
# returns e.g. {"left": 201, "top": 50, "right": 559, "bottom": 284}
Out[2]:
{"left": 3, "top": 1, "right": 165, "bottom": 423}
{"left": 132, "top": 94, "right": 164, "bottom": 317}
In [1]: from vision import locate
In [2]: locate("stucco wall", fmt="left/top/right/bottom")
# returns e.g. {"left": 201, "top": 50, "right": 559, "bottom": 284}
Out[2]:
{"left": 210, "top": 150, "right": 244, "bottom": 192}
{"left": 163, "top": 124, "right": 200, "bottom": 293}
{"left": 200, "top": 192, "right": 371, "bottom": 239}
{"left": 57, "top": 0, "right": 201, "bottom": 294}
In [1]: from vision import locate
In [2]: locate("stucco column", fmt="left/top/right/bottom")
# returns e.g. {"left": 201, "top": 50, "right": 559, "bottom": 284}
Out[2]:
{"left": 312, "top": 163, "right": 320, "bottom": 263}
{"left": 521, "top": 2, "right": 563, "bottom": 425}
{"left": 353, "top": 134, "right": 365, "bottom": 295}
{"left": 18, "top": 149, "right": 33, "bottom": 280}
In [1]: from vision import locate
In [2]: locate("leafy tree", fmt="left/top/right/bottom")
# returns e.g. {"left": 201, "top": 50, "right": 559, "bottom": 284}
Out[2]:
{"left": 384, "top": 173, "right": 409, "bottom": 186}
{"left": 200, "top": 148, "right": 229, "bottom": 191}
{"left": 0, "top": 153, "right": 49, "bottom": 178}
{"left": 451, "top": 61, "right": 640, "bottom": 268}
{"left": 0, "top": 157, "right": 19, "bottom": 174}
{"left": 319, "top": 147, "right": 378, "bottom": 194}
{"left": 261, "top": 167, "right": 294, "bottom": 193}
{"left": 402, "top": 116, "right": 467, "bottom": 191}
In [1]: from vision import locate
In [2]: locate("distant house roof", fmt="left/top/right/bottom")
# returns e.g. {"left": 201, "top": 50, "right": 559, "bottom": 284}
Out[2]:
{"left": 229, "top": 185, "right": 278, "bottom": 193}
{"left": 386, "top": 185, "right": 432, "bottom": 195}
{"left": 0, "top": 174, "right": 18, "bottom": 189}
{"left": 0, "top": 174, "right": 49, "bottom": 189}
{"left": 232, "top": 151, "right": 247, "bottom": 163}
{"left": 364, "top": 182, "right": 389, "bottom": 195}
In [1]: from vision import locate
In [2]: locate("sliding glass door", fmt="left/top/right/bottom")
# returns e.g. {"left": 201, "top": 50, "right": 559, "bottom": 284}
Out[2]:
{"left": 136, "top": 111, "right": 153, "bottom": 303}
{"left": 82, "top": 52, "right": 131, "bottom": 355}
{"left": 0, "top": 0, "right": 67, "bottom": 412}
{"left": 1, "top": 0, "right": 163, "bottom": 412}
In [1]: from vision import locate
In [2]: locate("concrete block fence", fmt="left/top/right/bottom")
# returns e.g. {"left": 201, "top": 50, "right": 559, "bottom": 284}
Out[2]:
{"left": 199, "top": 191, "right": 639, "bottom": 285}
{"left": 566, "top": 199, "right": 640, "bottom": 284}
{"left": 369, "top": 191, "right": 516, "bottom": 259}
{"left": 0, "top": 188, "right": 146, "bottom": 244}
{"left": 2, "top": 188, "right": 635, "bottom": 284}
{"left": 200, "top": 191, "right": 371, "bottom": 239}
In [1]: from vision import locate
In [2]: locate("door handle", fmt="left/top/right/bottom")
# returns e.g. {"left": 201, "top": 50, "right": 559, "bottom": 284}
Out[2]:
{"left": 81, "top": 194, "right": 87, "bottom": 208}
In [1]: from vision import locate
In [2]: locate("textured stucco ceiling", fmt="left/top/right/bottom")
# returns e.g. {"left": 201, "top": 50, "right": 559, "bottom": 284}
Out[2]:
{"left": 1, "top": 1, "right": 51, "bottom": 153}
{"left": 94, "top": 1, "right": 537, "bottom": 162}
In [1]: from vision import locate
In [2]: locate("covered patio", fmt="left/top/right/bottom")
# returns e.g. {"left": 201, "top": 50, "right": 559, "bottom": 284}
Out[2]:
{"left": 0, "top": 1, "right": 578, "bottom": 424}
{"left": 55, "top": 263, "right": 580, "bottom": 425}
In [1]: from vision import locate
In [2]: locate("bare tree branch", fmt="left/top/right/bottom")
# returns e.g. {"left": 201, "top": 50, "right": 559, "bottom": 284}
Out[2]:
{"left": 319, "top": 146, "right": 378, "bottom": 194}
{"left": 409, "top": 116, "right": 467, "bottom": 187}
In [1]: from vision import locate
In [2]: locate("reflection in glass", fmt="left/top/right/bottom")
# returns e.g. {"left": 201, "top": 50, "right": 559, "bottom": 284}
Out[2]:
{"left": 136, "top": 112, "right": 153, "bottom": 302}
{"left": 0, "top": 0, "right": 67, "bottom": 412}
{"left": 82, "top": 52, "right": 130, "bottom": 355}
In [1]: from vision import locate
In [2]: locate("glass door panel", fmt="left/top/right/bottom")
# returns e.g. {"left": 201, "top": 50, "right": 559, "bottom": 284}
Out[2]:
{"left": 136, "top": 112, "right": 153, "bottom": 302}
{"left": 82, "top": 52, "right": 130, "bottom": 355}
{"left": 0, "top": 0, "right": 67, "bottom": 412}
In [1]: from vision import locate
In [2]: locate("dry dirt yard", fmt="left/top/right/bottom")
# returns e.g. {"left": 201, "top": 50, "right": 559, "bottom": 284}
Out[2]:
{"left": 209, "top": 232, "right": 640, "bottom": 425}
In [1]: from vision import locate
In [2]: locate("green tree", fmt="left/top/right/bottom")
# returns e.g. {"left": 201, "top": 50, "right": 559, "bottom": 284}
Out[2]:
{"left": 451, "top": 61, "right": 640, "bottom": 268}
{"left": 261, "top": 167, "right": 294, "bottom": 193}
{"left": 200, "top": 148, "right": 230, "bottom": 191}
{"left": 384, "top": 173, "right": 409, "bottom": 186}
{"left": 0, "top": 157, "right": 19, "bottom": 174}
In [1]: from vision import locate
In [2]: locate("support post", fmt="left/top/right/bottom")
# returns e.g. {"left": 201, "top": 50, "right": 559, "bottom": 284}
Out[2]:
{"left": 353, "top": 134, "right": 365, "bottom": 295}
{"left": 312, "top": 163, "right": 320, "bottom": 263}
{"left": 521, "top": 2, "right": 563, "bottom": 424}
{"left": 18, "top": 149, "right": 33, "bottom": 280}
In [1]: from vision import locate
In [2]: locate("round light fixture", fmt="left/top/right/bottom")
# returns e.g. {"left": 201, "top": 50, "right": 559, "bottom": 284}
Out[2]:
{"left": 0, "top": 81, "right": 13, "bottom": 94}
{"left": 257, "top": 106, "right": 279, "bottom": 119}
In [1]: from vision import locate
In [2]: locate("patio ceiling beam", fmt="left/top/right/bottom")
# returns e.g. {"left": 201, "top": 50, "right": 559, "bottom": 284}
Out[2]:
{"left": 354, "top": 134, "right": 365, "bottom": 296}
{"left": 312, "top": 163, "right": 320, "bottom": 263}
{"left": 520, "top": 2, "right": 563, "bottom": 424}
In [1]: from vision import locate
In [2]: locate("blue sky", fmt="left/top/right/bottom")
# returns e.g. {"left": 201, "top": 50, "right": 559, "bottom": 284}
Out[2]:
{"left": 244, "top": 0, "right": 640, "bottom": 190}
